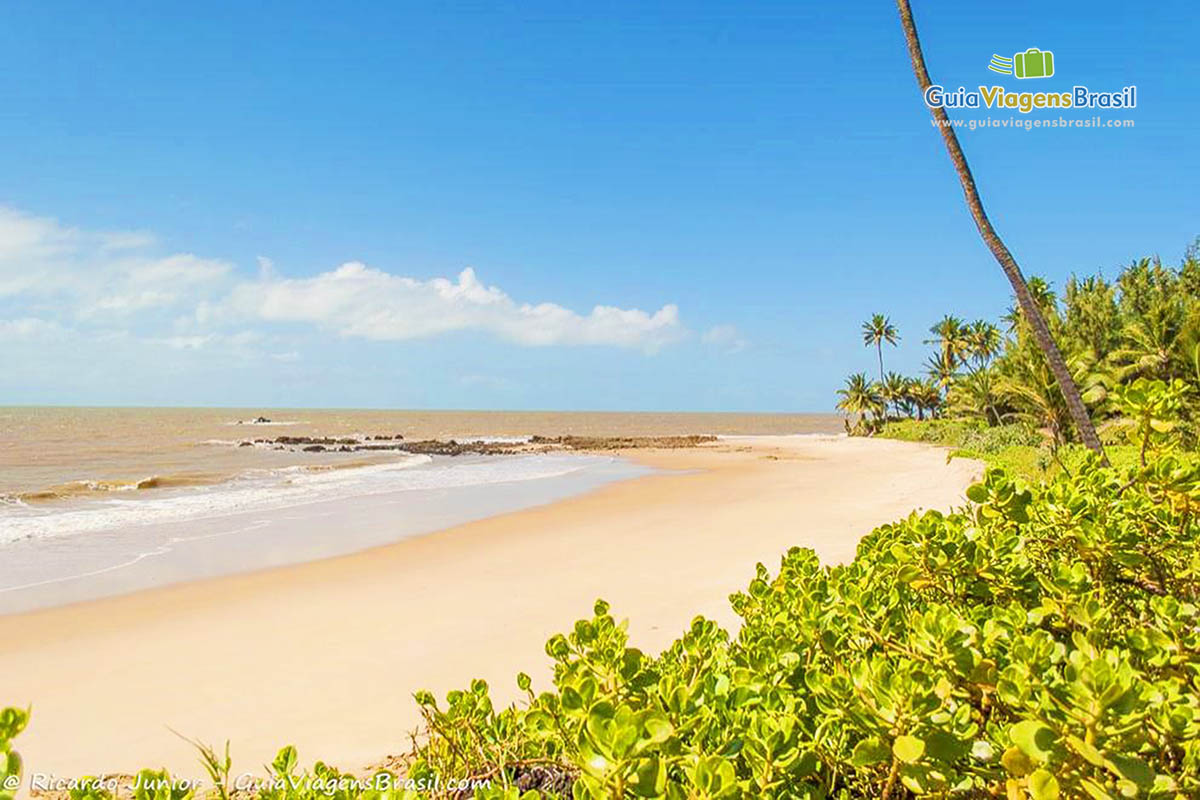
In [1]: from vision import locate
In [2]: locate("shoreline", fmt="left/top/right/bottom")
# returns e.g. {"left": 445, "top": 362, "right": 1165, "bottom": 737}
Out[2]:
{"left": 0, "top": 435, "right": 980, "bottom": 779}
{"left": 0, "top": 452, "right": 654, "bottom": 614}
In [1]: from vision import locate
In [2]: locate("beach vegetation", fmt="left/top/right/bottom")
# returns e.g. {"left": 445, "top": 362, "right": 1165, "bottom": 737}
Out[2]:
{"left": 838, "top": 242, "right": 1200, "bottom": 479}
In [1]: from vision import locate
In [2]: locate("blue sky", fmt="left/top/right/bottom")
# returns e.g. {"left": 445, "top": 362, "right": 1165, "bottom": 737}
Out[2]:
{"left": 1, "top": 0, "right": 1196, "bottom": 411}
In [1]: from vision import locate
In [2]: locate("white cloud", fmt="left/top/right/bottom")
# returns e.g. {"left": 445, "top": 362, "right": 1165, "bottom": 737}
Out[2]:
{"left": 231, "top": 262, "right": 684, "bottom": 352}
{"left": 0, "top": 205, "right": 688, "bottom": 355}
{"left": 702, "top": 323, "right": 747, "bottom": 353}
{"left": 0, "top": 207, "right": 232, "bottom": 312}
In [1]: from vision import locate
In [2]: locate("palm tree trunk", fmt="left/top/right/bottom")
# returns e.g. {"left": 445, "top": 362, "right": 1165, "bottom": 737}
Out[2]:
{"left": 877, "top": 342, "right": 885, "bottom": 383}
{"left": 893, "top": 0, "right": 1107, "bottom": 462}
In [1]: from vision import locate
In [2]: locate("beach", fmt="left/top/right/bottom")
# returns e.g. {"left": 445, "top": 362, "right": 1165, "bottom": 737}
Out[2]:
{"left": 0, "top": 434, "right": 979, "bottom": 780}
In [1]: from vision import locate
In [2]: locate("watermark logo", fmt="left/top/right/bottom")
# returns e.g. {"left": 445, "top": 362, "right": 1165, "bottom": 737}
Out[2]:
{"left": 989, "top": 48, "right": 1055, "bottom": 79}
{"left": 923, "top": 45, "right": 1135, "bottom": 121}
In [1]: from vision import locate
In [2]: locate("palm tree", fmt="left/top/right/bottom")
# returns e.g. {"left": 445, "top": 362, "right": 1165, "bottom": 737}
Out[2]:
{"left": 925, "top": 351, "right": 958, "bottom": 391}
{"left": 948, "top": 365, "right": 1003, "bottom": 426}
{"left": 881, "top": 371, "right": 910, "bottom": 418}
{"left": 966, "top": 319, "right": 1002, "bottom": 371}
{"left": 861, "top": 314, "right": 900, "bottom": 382}
{"left": 925, "top": 315, "right": 970, "bottom": 371}
{"left": 836, "top": 372, "right": 883, "bottom": 429}
{"left": 908, "top": 377, "right": 943, "bottom": 420}
{"left": 997, "top": 348, "right": 1070, "bottom": 446}
{"left": 893, "top": 0, "right": 1106, "bottom": 460}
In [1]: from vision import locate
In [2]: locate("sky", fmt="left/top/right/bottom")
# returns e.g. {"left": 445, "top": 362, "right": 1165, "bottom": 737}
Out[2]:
{"left": 1, "top": 0, "right": 1197, "bottom": 412}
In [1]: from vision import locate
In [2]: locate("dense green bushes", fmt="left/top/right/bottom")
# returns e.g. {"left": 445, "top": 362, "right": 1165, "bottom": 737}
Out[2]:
{"left": 403, "top": 450, "right": 1200, "bottom": 798}
{"left": 6, "top": 450, "right": 1200, "bottom": 798}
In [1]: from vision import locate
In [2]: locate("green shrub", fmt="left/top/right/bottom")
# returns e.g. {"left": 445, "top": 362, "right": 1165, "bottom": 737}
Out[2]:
{"left": 408, "top": 453, "right": 1200, "bottom": 798}
{"left": 0, "top": 707, "right": 27, "bottom": 800}
{"left": 880, "top": 419, "right": 1054, "bottom": 479}
{"left": 878, "top": 419, "right": 985, "bottom": 447}
{"left": 955, "top": 424, "right": 1044, "bottom": 454}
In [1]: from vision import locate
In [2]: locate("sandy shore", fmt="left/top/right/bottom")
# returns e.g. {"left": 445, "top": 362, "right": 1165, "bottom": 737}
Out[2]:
{"left": 0, "top": 436, "right": 979, "bottom": 779}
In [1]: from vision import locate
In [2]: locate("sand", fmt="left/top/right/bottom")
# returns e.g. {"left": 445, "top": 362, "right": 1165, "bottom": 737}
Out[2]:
{"left": 0, "top": 436, "right": 980, "bottom": 780}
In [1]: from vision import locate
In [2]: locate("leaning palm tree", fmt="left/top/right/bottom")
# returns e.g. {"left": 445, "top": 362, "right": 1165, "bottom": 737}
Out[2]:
{"left": 893, "top": 0, "right": 1106, "bottom": 459}
{"left": 861, "top": 314, "right": 900, "bottom": 382}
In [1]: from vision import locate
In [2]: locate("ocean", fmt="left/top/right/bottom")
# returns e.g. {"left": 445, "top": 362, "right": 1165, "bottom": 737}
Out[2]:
{"left": 0, "top": 408, "right": 842, "bottom": 611}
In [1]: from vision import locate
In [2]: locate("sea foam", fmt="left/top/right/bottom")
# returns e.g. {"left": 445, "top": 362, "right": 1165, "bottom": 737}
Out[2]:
{"left": 0, "top": 453, "right": 593, "bottom": 544}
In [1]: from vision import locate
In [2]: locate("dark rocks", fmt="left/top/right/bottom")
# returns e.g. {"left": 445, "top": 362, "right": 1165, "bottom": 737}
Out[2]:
{"left": 237, "top": 432, "right": 716, "bottom": 459}
{"left": 530, "top": 434, "right": 718, "bottom": 450}
{"left": 274, "top": 436, "right": 358, "bottom": 446}
{"left": 394, "top": 439, "right": 519, "bottom": 456}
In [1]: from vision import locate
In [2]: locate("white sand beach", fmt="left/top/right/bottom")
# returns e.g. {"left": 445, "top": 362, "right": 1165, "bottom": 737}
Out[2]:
{"left": 0, "top": 435, "right": 980, "bottom": 779}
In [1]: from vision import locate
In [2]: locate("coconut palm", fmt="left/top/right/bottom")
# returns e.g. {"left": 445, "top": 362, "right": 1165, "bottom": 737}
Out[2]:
{"left": 947, "top": 365, "right": 1003, "bottom": 426}
{"left": 925, "top": 315, "right": 970, "bottom": 371}
{"left": 881, "top": 371, "right": 910, "bottom": 419}
{"left": 1063, "top": 275, "right": 1120, "bottom": 362}
{"left": 836, "top": 372, "right": 883, "bottom": 429}
{"left": 908, "top": 377, "right": 943, "bottom": 421}
{"left": 966, "top": 319, "right": 1002, "bottom": 371}
{"left": 925, "top": 352, "right": 958, "bottom": 391}
{"left": 893, "top": 0, "right": 1106, "bottom": 459}
{"left": 861, "top": 314, "right": 900, "bottom": 382}
{"left": 997, "top": 349, "right": 1071, "bottom": 446}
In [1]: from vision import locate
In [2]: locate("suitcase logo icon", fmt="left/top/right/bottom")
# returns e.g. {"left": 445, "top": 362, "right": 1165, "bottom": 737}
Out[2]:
{"left": 988, "top": 48, "right": 1055, "bottom": 79}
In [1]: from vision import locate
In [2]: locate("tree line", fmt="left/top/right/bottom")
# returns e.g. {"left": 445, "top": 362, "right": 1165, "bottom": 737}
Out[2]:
{"left": 839, "top": 244, "right": 1200, "bottom": 445}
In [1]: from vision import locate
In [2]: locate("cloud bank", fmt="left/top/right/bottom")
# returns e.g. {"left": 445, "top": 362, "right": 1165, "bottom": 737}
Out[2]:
{"left": 0, "top": 206, "right": 685, "bottom": 354}
{"left": 232, "top": 263, "right": 683, "bottom": 352}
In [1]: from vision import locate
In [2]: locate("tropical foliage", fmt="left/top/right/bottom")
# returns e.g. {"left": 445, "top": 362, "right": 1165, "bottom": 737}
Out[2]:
{"left": 839, "top": 244, "right": 1200, "bottom": 448}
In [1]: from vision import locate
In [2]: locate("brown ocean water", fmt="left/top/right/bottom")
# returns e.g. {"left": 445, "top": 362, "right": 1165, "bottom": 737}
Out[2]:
{"left": 0, "top": 407, "right": 843, "bottom": 502}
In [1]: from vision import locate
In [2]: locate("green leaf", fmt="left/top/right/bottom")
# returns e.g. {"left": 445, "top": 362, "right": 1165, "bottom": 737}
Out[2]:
{"left": 893, "top": 735, "right": 925, "bottom": 764}
{"left": 1065, "top": 735, "right": 1105, "bottom": 767}
{"left": 629, "top": 757, "right": 666, "bottom": 798}
{"left": 924, "top": 730, "right": 968, "bottom": 763}
{"left": 1104, "top": 753, "right": 1154, "bottom": 789}
{"left": 1009, "top": 720, "right": 1057, "bottom": 762}
{"left": 1029, "top": 769, "right": 1060, "bottom": 800}
{"left": 1001, "top": 746, "right": 1035, "bottom": 778}
{"left": 850, "top": 737, "right": 891, "bottom": 767}
{"left": 640, "top": 712, "right": 673, "bottom": 745}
